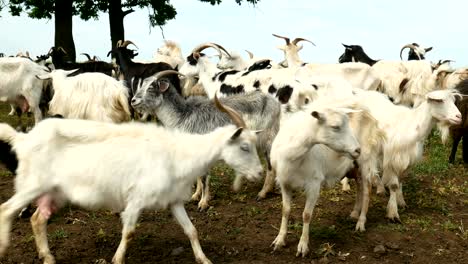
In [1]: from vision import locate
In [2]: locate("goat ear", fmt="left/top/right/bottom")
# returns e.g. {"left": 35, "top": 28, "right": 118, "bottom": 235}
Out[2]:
{"left": 311, "top": 111, "right": 326, "bottom": 123}
{"left": 230, "top": 127, "right": 244, "bottom": 140}
{"left": 158, "top": 80, "right": 170, "bottom": 92}
{"left": 426, "top": 92, "right": 444, "bottom": 102}
{"left": 425, "top": 47, "right": 433, "bottom": 52}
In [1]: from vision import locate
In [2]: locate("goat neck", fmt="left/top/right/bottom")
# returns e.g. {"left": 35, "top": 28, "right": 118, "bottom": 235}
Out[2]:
{"left": 172, "top": 126, "right": 230, "bottom": 179}
{"left": 285, "top": 50, "right": 304, "bottom": 68}
{"left": 276, "top": 114, "right": 323, "bottom": 162}
{"left": 392, "top": 102, "right": 435, "bottom": 146}
{"left": 149, "top": 87, "right": 189, "bottom": 129}
{"left": 114, "top": 49, "right": 134, "bottom": 76}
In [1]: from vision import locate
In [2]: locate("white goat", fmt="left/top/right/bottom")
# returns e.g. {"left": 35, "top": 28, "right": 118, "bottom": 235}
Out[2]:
{"left": 272, "top": 33, "right": 316, "bottom": 68}
{"left": 0, "top": 57, "right": 50, "bottom": 125}
{"left": 0, "top": 98, "right": 263, "bottom": 264}
{"left": 153, "top": 40, "right": 185, "bottom": 70}
{"left": 270, "top": 102, "right": 361, "bottom": 257}
{"left": 352, "top": 88, "right": 462, "bottom": 221}
{"left": 36, "top": 69, "right": 131, "bottom": 123}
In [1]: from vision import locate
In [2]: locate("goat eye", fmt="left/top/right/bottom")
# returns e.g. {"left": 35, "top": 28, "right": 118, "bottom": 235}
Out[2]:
{"left": 331, "top": 126, "right": 340, "bottom": 131}
{"left": 241, "top": 144, "right": 250, "bottom": 152}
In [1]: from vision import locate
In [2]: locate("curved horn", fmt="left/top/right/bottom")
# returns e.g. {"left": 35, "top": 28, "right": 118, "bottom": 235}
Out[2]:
{"left": 81, "top": 53, "right": 92, "bottom": 61}
{"left": 342, "top": 43, "right": 352, "bottom": 49}
{"left": 191, "top": 42, "right": 229, "bottom": 58}
{"left": 57, "top": 47, "right": 67, "bottom": 55}
{"left": 292, "top": 38, "right": 316, "bottom": 46}
{"left": 245, "top": 50, "right": 254, "bottom": 59}
{"left": 211, "top": 43, "right": 232, "bottom": 58}
{"left": 154, "top": 70, "right": 185, "bottom": 80}
{"left": 441, "top": 59, "right": 455, "bottom": 64}
{"left": 121, "top": 40, "right": 138, "bottom": 49}
{"left": 214, "top": 93, "right": 246, "bottom": 128}
{"left": 400, "top": 43, "right": 420, "bottom": 60}
{"left": 272, "top": 33, "right": 290, "bottom": 45}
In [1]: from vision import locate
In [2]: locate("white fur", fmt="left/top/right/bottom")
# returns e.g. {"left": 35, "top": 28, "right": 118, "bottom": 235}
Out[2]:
{"left": 0, "top": 57, "right": 50, "bottom": 124}
{"left": 0, "top": 118, "right": 263, "bottom": 264}
{"left": 352, "top": 88, "right": 462, "bottom": 221}
{"left": 270, "top": 101, "right": 362, "bottom": 256}
{"left": 39, "top": 70, "right": 131, "bottom": 123}
{"left": 153, "top": 40, "right": 185, "bottom": 70}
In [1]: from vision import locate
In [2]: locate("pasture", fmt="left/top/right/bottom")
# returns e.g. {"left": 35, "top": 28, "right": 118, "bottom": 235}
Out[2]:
{"left": 0, "top": 103, "right": 466, "bottom": 263}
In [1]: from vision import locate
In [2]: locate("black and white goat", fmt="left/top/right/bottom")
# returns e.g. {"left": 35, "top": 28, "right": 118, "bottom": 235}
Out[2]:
{"left": 179, "top": 42, "right": 303, "bottom": 105}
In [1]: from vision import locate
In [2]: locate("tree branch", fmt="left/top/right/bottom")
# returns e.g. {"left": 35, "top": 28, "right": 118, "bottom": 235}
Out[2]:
{"left": 122, "top": 9, "right": 135, "bottom": 17}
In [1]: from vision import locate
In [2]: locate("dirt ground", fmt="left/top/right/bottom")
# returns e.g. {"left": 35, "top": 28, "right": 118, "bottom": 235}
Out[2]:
{"left": 0, "top": 103, "right": 466, "bottom": 263}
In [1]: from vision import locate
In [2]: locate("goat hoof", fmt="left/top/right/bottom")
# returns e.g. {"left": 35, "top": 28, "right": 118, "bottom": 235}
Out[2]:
{"left": 388, "top": 217, "right": 402, "bottom": 224}
{"left": 256, "top": 193, "right": 267, "bottom": 201}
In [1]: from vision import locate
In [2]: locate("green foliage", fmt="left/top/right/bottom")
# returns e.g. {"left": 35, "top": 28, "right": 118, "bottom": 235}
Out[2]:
{"left": 5, "top": 0, "right": 260, "bottom": 26}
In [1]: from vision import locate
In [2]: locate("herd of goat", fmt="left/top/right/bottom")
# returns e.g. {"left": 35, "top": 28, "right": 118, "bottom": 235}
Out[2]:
{"left": 0, "top": 33, "right": 467, "bottom": 263}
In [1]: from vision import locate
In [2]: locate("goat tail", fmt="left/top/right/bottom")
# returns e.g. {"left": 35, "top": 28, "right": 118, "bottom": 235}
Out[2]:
{"left": 0, "top": 123, "right": 18, "bottom": 143}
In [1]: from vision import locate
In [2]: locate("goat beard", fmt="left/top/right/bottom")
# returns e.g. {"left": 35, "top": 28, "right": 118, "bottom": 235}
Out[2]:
{"left": 436, "top": 122, "right": 451, "bottom": 145}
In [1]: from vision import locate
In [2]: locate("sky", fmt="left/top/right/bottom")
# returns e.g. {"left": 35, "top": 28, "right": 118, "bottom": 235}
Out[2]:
{"left": 1, "top": 0, "right": 467, "bottom": 67}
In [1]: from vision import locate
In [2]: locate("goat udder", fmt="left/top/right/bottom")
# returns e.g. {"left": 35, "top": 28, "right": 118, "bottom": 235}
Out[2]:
{"left": 36, "top": 194, "right": 58, "bottom": 219}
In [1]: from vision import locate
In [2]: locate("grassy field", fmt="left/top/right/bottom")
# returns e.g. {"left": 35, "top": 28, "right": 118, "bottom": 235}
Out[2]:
{"left": 0, "top": 102, "right": 466, "bottom": 263}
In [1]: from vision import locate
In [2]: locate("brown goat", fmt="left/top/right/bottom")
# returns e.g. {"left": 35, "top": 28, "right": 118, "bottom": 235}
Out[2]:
{"left": 449, "top": 79, "right": 468, "bottom": 163}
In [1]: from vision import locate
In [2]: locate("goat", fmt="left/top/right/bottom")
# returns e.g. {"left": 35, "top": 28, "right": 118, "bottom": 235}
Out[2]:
{"left": 153, "top": 40, "right": 185, "bottom": 70}
{"left": 0, "top": 57, "right": 51, "bottom": 126}
{"left": 108, "top": 40, "right": 181, "bottom": 113}
{"left": 449, "top": 79, "right": 468, "bottom": 163}
{"left": 338, "top": 43, "right": 435, "bottom": 106}
{"left": 48, "top": 47, "right": 115, "bottom": 76}
{"left": 179, "top": 42, "right": 306, "bottom": 105}
{"left": 400, "top": 43, "right": 433, "bottom": 61}
{"left": 352, "top": 88, "right": 462, "bottom": 221}
{"left": 272, "top": 33, "right": 316, "bottom": 68}
{"left": 270, "top": 100, "right": 361, "bottom": 257}
{"left": 0, "top": 96, "right": 263, "bottom": 264}
{"left": 132, "top": 70, "right": 281, "bottom": 210}
{"left": 36, "top": 69, "right": 131, "bottom": 123}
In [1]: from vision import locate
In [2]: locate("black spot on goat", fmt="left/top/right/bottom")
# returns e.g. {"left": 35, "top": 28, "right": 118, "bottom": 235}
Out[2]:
{"left": 220, "top": 84, "right": 245, "bottom": 95}
{"left": 275, "top": 85, "right": 294, "bottom": 104}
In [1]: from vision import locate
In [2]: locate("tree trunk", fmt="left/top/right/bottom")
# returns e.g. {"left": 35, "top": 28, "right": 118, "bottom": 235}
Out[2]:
{"left": 108, "top": 0, "right": 135, "bottom": 55}
{"left": 109, "top": 0, "right": 125, "bottom": 53}
{"left": 54, "top": 0, "right": 76, "bottom": 62}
